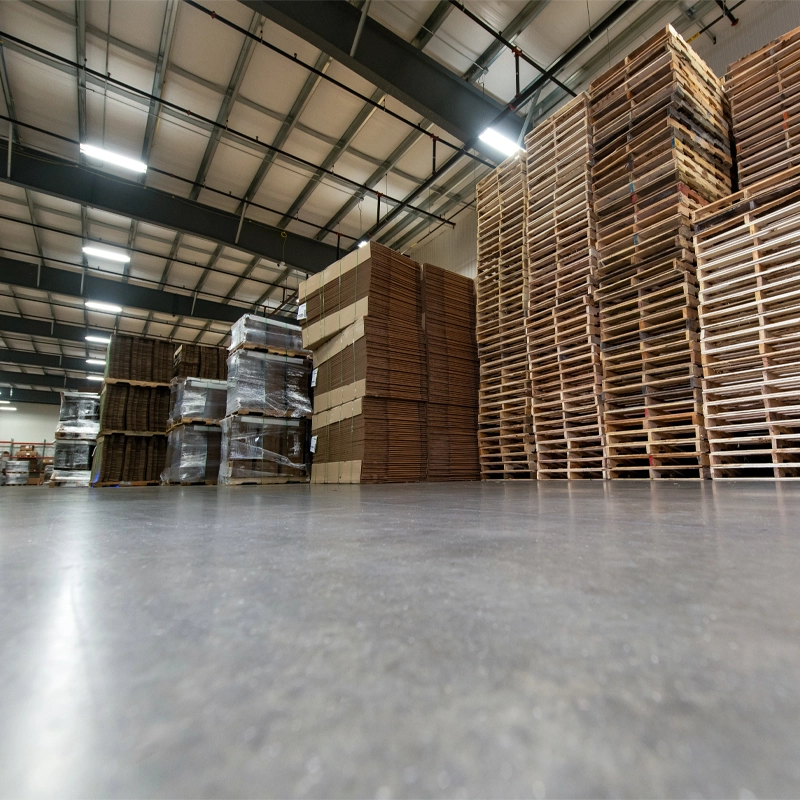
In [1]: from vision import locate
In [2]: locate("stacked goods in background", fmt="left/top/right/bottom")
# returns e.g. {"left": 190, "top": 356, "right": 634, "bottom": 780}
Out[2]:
{"left": 51, "top": 391, "right": 100, "bottom": 487}
{"left": 726, "top": 24, "right": 800, "bottom": 189}
{"left": 5, "top": 459, "right": 30, "bottom": 486}
{"left": 220, "top": 314, "right": 312, "bottom": 485}
{"left": 91, "top": 334, "right": 173, "bottom": 486}
{"left": 300, "top": 242, "right": 428, "bottom": 484}
{"left": 422, "top": 263, "right": 480, "bottom": 481}
{"left": 524, "top": 94, "right": 605, "bottom": 479}
{"left": 475, "top": 157, "right": 534, "bottom": 479}
{"left": 162, "top": 378, "right": 227, "bottom": 485}
{"left": 589, "top": 25, "right": 732, "bottom": 478}
{"left": 173, "top": 343, "right": 228, "bottom": 380}
{"left": 694, "top": 165, "right": 800, "bottom": 478}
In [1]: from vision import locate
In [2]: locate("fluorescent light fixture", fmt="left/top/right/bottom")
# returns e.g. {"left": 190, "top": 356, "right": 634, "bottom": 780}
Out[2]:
{"left": 85, "top": 300, "right": 122, "bottom": 314}
{"left": 358, "top": 240, "right": 368, "bottom": 248}
{"left": 85, "top": 335, "right": 111, "bottom": 344}
{"left": 86, "top": 358, "right": 106, "bottom": 365}
{"left": 0, "top": 406, "right": 17, "bottom": 411}
{"left": 0, "top": 400, "right": 9, "bottom": 404}
{"left": 478, "top": 127, "right": 524, "bottom": 157}
{"left": 86, "top": 375, "right": 104, "bottom": 382}
{"left": 82, "top": 246, "right": 131, "bottom": 264}
{"left": 80, "top": 143, "right": 147, "bottom": 173}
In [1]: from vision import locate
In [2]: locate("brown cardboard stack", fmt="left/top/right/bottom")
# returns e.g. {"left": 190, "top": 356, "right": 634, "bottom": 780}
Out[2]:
{"left": 422, "top": 263, "right": 480, "bottom": 481}
{"left": 301, "top": 242, "right": 428, "bottom": 484}
{"left": 107, "top": 334, "right": 173, "bottom": 383}
{"left": 173, "top": 343, "right": 228, "bottom": 381}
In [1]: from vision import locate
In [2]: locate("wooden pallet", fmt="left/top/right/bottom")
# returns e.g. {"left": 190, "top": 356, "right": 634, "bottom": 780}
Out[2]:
{"left": 589, "top": 26, "right": 731, "bottom": 479}
{"left": 98, "top": 430, "right": 167, "bottom": 437}
{"left": 694, "top": 164, "right": 800, "bottom": 478}
{"left": 163, "top": 480, "right": 218, "bottom": 486}
{"left": 228, "top": 342, "right": 311, "bottom": 359}
{"left": 104, "top": 377, "right": 171, "bottom": 388}
{"left": 166, "top": 418, "right": 221, "bottom": 433}
{"left": 93, "top": 480, "right": 161, "bottom": 487}
{"left": 475, "top": 156, "right": 535, "bottom": 479}
{"left": 524, "top": 93, "right": 605, "bottom": 479}
{"left": 220, "top": 477, "right": 310, "bottom": 486}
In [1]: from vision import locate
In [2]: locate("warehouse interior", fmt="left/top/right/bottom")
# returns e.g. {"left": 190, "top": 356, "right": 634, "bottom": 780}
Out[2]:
{"left": 2, "top": 0, "right": 800, "bottom": 796}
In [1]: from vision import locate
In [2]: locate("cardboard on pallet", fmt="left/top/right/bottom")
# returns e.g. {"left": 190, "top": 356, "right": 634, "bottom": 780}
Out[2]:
{"left": 168, "top": 377, "right": 227, "bottom": 427}
{"left": 162, "top": 423, "right": 222, "bottom": 485}
{"left": 55, "top": 391, "right": 100, "bottom": 439}
{"left": 91, "top": 433, "right": 167, "bottom": 485}
{"left": 173, "top": 343, "right": 228, "bottom": 381}
{"left": 106, "top": 334, "right": 174, "bottom": 383}
{"left": 52, "top": 440, "right": 94, "bottom": 486}
{"left": 100, "top": 384, "right": 171, "bottom": 434}
{"left": 229, "top": 314, "right": 307, "bottom": 355}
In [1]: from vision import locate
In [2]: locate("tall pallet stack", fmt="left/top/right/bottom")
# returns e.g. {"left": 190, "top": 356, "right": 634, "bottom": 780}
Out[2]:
{"left": 524, "top": 93, "right": 605, "bottom": 479}
{"left": 91, "top": 334, "right": 173, "bottom": 486}
{"left": 422, "top": 263, "right": 480, "bottom": 481}
{"left": 475, "top": 156, "right": 534, "bottom": 479}
{"left": 589, "top": 25, "right": 732, "bottom": 479}
{"left": 726, "top": 25, "right": 800, "bottom": 189}
{"left": 300, "top": 243, "right": 428, "bottom": 484}
{"left": 51, "top": 391, "right": 100, "bottom": 487}
{"left": 219, "top": 314, "right": 312, "bottom": 485}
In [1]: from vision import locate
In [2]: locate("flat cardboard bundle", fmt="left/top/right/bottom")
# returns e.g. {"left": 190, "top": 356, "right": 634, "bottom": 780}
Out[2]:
{"left": 162, "top": 423, "right": 222, "bottom": 484}
{"left": 311, "top": 397, "right": 427, "bottom": 484}
{"left": 56, "top": 392, "right": 100, "bottom": 438}
{"left": 168, "top": 378, "right": 227, "bottom": 426}
{"left": 91, "top": 434, "right": 167, "bottom": 484}
{"left": 426, "top": 403, "right": 480, "bottom": 481}
{"left": 173, "top": 344, "right": 228, "bottom": 380}
{"left": 218, "top": 415, "right": 310, "bottom": 484}
{"left": 107, "top": 334, "right": 173, "bottom": 383}
{"left": 100, "top": 385, "right": 170, "bottom": 433}
{"left": 298, "top": 242, "right": 422, "bottom": 349}
{"left": 229, "top": 314, "right": 306, "bottom": 354}
{"left": 226, "top": 349, "right": 312, "bottom": 417}
{"left": 311, "top": 316, "right": 427, "bottom": 412}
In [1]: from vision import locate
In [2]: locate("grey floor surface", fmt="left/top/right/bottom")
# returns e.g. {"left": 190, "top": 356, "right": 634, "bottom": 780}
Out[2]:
{"left": 1, "top": 481, "right": 799, "bottom": 799}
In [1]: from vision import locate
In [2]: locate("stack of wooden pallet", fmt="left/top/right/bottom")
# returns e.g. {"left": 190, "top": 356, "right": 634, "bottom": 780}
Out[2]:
{"left": 301, "top": 242, "right": 428, "bottom": 484}
{"left": 475, "top": 157, "right": 534, "bottom": 479}
{"left": 589, "top": 25, "right": 732, "bottom": 478}
{"left": 173, "top": 343, "right": 228, "bottom": 381}
{"left": 524, "top": 93, "right": 604, "bottom": 479}
{"left": 91, "top": 333, "right": 173, "bottom": 486}
{"left": 219, "top": 315, "right": 312, "bottom": 485}
{"left": 694, "top": 165, "right": 800, "bottom": 478}
{"left": 726, "top": 24, "right": 800, "bottom": 189}
{"left": 422, "top": 263, "right": 479, "bottom": 481}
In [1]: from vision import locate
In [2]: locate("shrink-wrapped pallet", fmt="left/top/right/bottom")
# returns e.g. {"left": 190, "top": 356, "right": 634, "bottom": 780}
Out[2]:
{"left": 55, "top": 392, "right": 100, "bottom": 438}
{"left": 161, "top": 424, "right": 222, "bottom": 484}
{"left": 225, "top": 350, "right": 311, "bottom": 418}
{"left": 168, "top": 378, "right": 227, "bottom": 426}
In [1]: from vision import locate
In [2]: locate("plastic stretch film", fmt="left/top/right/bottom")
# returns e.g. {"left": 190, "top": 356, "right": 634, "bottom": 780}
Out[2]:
{"left": 161, "top": 424, "right": 222, "bottom": 484}
{"left": 169, "top": 378, "right": 227, "bottom": 426}
{"left": 226, "top": 350, "right": 312, "bottom": 418}
{"left": 56, "top": 392, "right": 100, "bottom": 437}
{"left": 218, "top": 415, "right": 310, "bottom": 483}
{"left": 229, "top": 314, "right": 307, "bottom": 354}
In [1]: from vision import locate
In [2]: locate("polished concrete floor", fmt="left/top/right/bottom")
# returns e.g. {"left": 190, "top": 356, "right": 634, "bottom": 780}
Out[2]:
{"left": 1, "top": 481, "right": 799, "bottom": 798}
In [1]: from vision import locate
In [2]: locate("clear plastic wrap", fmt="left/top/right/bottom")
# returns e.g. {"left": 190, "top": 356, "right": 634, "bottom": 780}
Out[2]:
{"left": 4, "top": 460, "right": 30, "bottom": 485}
{"left": 218, "top": 415, "right": 309, "bottom": 483}
{"left": 229, "top": 314, "right": 306, "bottom": 353}
{"left": 53, "top": 440, "right": 93, "bottom": 472}
{"left": 56, "top": 392, "right": 100, "bottom": 438}
{"left": 161, "top": 424, "right": 222, "bottom": 484}
{"left": 168, "top": 378, "right": 227, "bottom": 426}
{"left": 226, "top": 350, "right": 312, "bottom": 417}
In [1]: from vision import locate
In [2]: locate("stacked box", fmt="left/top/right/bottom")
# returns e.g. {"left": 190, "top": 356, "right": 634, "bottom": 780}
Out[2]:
{"left": 524, "top": 94, "right": 605, "bottom": 479}
{"left": 226, "top": 350, "right": 312, "bottom": 417}
{"left": 162, "top": 423, "right": 222, "bottom": 485}
{"left": 168, "top": 378, "right": 227, "bottom": 427}
{"left": 590, "top": 25, "right": 732, "bottom": 478}
{"left": 300, "top": 243, "right": 428, "bottom": 484}
{"left": 475, "top": 157, "right": 534, "bottom": 479}
{"left": 107, "top": 334, "right": 174, "bottom": 383}
{"left": 173, "top": 343, "right": 228, "bottom": 381}
{"left": 55, "top": 392, "right": 100, "bottom": 439}
{"left": 229, "top": 314, "right": 306, "bottom": 354}
{"left": 726, "top": 24, "right": 800, "bottom": 188}
{"left": 421, "top": 263, "right": 479, "bottom": 481}
{"left": 694, "top": 166, "right": 800, "bottom": 478}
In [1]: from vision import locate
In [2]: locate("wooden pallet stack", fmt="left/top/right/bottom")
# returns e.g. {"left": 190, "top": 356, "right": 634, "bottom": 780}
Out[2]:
{"left": 91, "top": 334, "right": 173, "bottom": 486}
{"left": 693, "top": 165, "right": 800, "bottom": 478}
{"left": 475, "top": 156, "right": 534, "bottom": 479}
{"left": 524, "top": 93, "right": 605, "bottom": 479}
{"left": 589, "top": 25, "right": 732, "bottom": 478}
{"left": 220, "top": 314, "right": 312, "bottom": 485}
{"left": 726, "top": 24, "right": 800, "bottom": 189}
{"left": 51, "top": 391, "right": 100, "bottom": 487}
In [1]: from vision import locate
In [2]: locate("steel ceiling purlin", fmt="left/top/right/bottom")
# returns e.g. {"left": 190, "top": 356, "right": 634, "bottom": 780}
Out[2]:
{"left": 0, "top": 368, "right": 95, "bottom": 392}
{"left": 410, "top": 1, "right": 454, "bottom": 50}
{"left": 0, "top": 386, "right": 61, "bottom": 405}
{"left": 0, "top": 347, "right": 104, "bottom": 373}
{"left": 236, "top": 0, "right": 521, "bottom": 147}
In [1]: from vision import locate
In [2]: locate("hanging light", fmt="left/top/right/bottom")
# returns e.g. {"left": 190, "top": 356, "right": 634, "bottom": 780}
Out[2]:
{"left": 80, "top": 143, "right": 147, "bottom": 173}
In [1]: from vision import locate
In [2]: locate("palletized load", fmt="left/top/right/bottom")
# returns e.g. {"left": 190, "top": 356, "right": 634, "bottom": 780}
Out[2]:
{"left": 297, "top": 242, "right": 422, "bottom": 350}
{"left": 225, "top": 350, "right": 312, "bottom": 417}
{"left": 173, "top": 343, "right": 228, "bottom": 381}
{"left": 106, "top": 334, "right": 174, "bottom": 383}
{"left": 55, "top": 392, "right": 100, "bottom": 438}
{"left": 161, "top": 424, "right": 222, "bottom": 485}
{"left": 168, "top": 378, "right": 227, "bottom": 427}
{"left": 426, "top": 404, "right": 480, "bottom": 481}
{"left": 100, "top": 384, "right": 171, "bottom": 433}
{"left": 52, "top": 440, "right": 93, "bottom": 486}
{"left": 311, "top": 397, "right": 427, "bottom": 484}
{"left": 4, "top": 460, "right": 30, "bottom": 485}
{"left": 229, "top": 314, "right": 307, "bottom": 354}
{"left": 218, "top": 415, "right": 310, "bottom": 484}
{"left": 310, "top": 315, "right": 427, "bottom": 413}
{"left": 91, "top": 434, "right": 167, "bottom": 486}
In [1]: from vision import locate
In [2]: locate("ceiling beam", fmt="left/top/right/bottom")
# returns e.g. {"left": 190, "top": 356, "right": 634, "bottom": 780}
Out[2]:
{"left": 237, "top": 0, "right": 520, "bottom": 145}
{"left": 0, "top": 254, "right": 294, "bottom": 325}
{"left": 0, "top": 312, "right": 109, "bottom": 344}
{"left": 410, "top": 1, "right": 454, "bottom": 50}
{"left": 0, "top": 386, "right": 61, "bottom": 405}
{"left": 0, "top": 347, "right": 104, "bottom": 372}
{"left": 0, "top": 368, "right": 96, "bottom": 392}
{"left": 0, "top": 141, "right": 338, "bottom": 273}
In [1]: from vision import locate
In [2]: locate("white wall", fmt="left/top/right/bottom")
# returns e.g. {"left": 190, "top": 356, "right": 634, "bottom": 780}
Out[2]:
{"left": 0, "top": 402, "right": 60, "bottom": 448}
{"left": 407, "top": 207, "right": 478, "bottom": 279}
